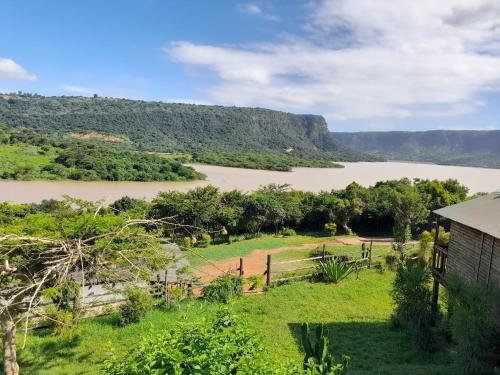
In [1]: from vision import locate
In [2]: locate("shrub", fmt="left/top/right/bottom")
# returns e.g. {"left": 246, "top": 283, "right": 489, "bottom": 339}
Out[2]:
{"left": 373, "top": 262, "right": 385, "bottom": 274}
{"left": 391, "top": 259, "right": 434, "bottom": 351}
{"left": 196, "top": 232, "right": 212, "bottom": 248}
{"left": 431, "top": 226, "right": 450, "bottom": 247}
{"left": 203, "top": 274, "right": 244, "bottom": 303}
{"left": 246, "top": 275, "right": 264, "bottom": 291}
{"left": 446, "top": 273, "right": 500, "bottom": 374}
{"left": 119, "top": 286, "right": 154, "bottom": 326}
{"left": 104, "top": 310, "right": 298, "bottom": 374}
{"left": 419, "top": 230, "right": 433, "bottom": 259}
{"left": 44, "top": 306, "right": 78, "bottom": 339}
{"left": 282, "top": 227, "right": 296, "bottom": 237}
{"left": 309, "top": 247, "right": 333, "bottom": 259}
{"left": 384, "top": 254, "right": 398, "bottom": 270}
{"left": 315, "top": 259, "right": 353, "bottom": 284}
{"left": 324, "top": 222, "right": 337, "bottom": 237}
{"left": 181, "top": 236, "right": 191, "bottom": 249}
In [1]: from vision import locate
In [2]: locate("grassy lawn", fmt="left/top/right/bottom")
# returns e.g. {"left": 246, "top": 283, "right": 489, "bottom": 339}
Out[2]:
{"left": 11, "top": 270, "right": 455, "bottom": 375}
{"left": 0, "top": 143, "right": 59, "bottom": 179}
{"left": 186, "top": 233, "right": 344, "bottom": 266}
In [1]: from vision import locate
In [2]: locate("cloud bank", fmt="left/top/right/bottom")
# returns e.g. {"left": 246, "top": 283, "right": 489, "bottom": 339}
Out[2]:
{"left": 168, "top": 0, "right": 500, "bottom": 120}
{"left": 0, "top": 58, "right": 37, "bottom": 81}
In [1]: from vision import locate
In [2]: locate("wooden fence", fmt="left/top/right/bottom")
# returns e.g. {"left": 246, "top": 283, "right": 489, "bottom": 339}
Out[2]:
{"left": 263, "top": 240, "right": 394, "bottom": 285}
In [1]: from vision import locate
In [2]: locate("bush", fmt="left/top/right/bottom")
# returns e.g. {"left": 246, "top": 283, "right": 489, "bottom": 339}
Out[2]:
{"left": 246, "top": 275, "right": 264, "bottom": 291}
{"left": 324, "top": 222, "right": 337, "bottom": 237}
{"left": 384, "top": 254, "right": 398, "bottom": 270}
{"left": 391, "top": 259, "right": 434, "bottom": 351}
{"left": 446, "top": 273, "right": 500, "bottom": 374}
{"left": 282, "top": 227, "right": 296, "bottom": 237}
{"left": 315, "top": 259, "right": 353, "bottom": 284}
{"left": 44, "top": 306, "right": 78, "bottom": 339}
{"left": 181, "top": 236, "right": 191, "bottom": 249}
{"left": 104, "top": 310, "right": 298, "bottom": 374}
{"left": 119, "top": 286, "right": 154, "bottom": 326}
{"left": 203, "top": 274, "right": 244, "bottom": 303}
{"left": 196, "top": 232, "right": 212, "bottom": 248}
{"left": 309, "top": 246, "right": 333, "bottom": 259}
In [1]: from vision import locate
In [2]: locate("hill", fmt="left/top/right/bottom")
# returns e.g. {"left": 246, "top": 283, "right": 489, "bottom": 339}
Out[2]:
{"left": 0, "top": 94, "right": 376, "bottom": 162}
{"left": 335, "top": 130, "right": 500, "bottom": 169}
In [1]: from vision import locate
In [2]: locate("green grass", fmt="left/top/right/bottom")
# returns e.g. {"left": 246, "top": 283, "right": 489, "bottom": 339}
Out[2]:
{"left": 0, "top": 143, "right": 60, "bottom": 179}
{"left": 11, "top": 270, "right": 455, "bottom": 375}
{"left": 187, "top": 234, "right": 343, "bottom": 266}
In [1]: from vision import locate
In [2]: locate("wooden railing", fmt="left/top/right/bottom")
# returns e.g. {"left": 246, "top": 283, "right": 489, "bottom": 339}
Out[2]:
{"left": 431, "top": 244, "right": 448, "bottom": 284}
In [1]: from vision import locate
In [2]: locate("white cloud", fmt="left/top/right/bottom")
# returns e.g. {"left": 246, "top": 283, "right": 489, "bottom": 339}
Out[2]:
{"left": 168, "top": 0, "right": 500, "bottom": 120}
{"left": 0, "top": 58, "right": 37, "bottom": 81}
{"left": 236, "top": 3, "right": 279, "bottom": 21}
{"left": 239, "top": 3, "right": 262, "bottom": 15}
{"left": 63, "top": 85, "right": 98, "bottom": 95}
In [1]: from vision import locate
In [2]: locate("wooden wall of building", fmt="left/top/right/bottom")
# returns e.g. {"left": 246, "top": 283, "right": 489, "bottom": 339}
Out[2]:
{"left": 447, "top": 221, "right": 500, "bottom": 288}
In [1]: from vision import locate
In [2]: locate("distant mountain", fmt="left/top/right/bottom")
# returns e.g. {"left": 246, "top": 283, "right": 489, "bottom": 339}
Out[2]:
{"left": 0, "top": 94, "right": 377, "bottom": 162}
{"left": 335, "top": 130, "right": 500, "bottom": 169}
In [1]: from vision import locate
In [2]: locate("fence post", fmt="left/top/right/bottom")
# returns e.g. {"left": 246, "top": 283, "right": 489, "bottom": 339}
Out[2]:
{"left": 164, "top": 270, "right": 169, "bottom": 303}
{"left": 322, "top": 244, "right": 326, "bottom": 262}
{"left": 355, "top": 261, "right": 359, "bottom": 280}
{"left": 368, "top": 240, "right": 373, "bottom": 268}
{"left": 266, "top": 254, "right": 272, "bottom": 286}
{"left": 239, "top": 257, "right": 244, "bottom": 277}
{"left": 361, "top": 242, "right": 366, "bottom": 259}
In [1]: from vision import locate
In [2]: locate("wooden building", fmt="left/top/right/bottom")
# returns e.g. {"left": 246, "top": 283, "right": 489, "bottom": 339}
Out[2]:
{"left": 433, "top": 192, "right": 500, "bottom": 287}
{"left": 430, "top": 193, "right": 500, "bottom": 318}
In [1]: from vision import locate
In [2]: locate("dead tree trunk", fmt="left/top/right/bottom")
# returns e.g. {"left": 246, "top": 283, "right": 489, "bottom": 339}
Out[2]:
{"left": 2, "top": 314, "right": 19, "bottom": 375}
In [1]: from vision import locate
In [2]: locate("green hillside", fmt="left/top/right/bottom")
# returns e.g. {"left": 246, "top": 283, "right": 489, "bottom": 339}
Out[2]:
{"left": 0, "top": 125, "right": 203, "bottom": 181}
{"left": 0, "top": 94, "right": 377, "bottom": 162}
{"left": 335, "top": 130, "right": 500, "bottom": 168}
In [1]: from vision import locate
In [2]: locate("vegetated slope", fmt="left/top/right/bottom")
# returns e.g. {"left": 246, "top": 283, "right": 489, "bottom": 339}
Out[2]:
{"left": 335, "top": 130, "right": 500, "bottom": 168}
{"left": 192, "top": 152, "right": 343, "bottom": 171}
{"left": 0, "top": 94, "right": 377, "bottom": 162}
{"left": 0, "top": 125, "right": 203, "bottom": 181}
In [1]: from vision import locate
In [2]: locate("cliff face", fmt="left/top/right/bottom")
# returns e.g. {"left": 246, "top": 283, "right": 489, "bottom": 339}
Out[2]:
{"left": 0, "top": 95, "right": 376, "bottom": 161}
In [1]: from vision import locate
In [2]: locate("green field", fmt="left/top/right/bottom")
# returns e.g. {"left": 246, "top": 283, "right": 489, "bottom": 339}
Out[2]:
{"left": 12, "top": 270, "right": 455, "bottom": 375}
{"left": 0, "top": 143, "right": 60, "bottom": 180}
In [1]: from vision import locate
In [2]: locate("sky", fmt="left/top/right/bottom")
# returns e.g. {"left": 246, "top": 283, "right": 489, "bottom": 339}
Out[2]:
{"left": 1, "top": 0, "right": 500, "bottom": 132}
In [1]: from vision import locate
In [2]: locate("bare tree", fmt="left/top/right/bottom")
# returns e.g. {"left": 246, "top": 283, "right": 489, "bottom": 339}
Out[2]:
{"left": 0, "top": 215, "right": 180, "bottom": 375}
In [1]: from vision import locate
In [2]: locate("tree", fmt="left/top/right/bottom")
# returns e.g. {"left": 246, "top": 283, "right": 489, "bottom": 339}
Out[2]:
{"left": 389, "top": 185, "right": 429, "bottom": 240}
{"left": 0, "top": 201, "right": 177, "bottom": 375}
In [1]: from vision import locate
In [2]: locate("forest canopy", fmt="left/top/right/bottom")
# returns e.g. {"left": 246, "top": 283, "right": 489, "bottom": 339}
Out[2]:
{"left": 0, "top": 94, "right": 376, "bottom": 162}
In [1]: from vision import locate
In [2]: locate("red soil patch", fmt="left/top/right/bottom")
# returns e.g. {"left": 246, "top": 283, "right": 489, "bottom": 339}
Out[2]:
{"left": 71, "top": 132, "right": 125, "bottom": 142}
{"left": 194, "top": 237, "right": 399, "bottom": 283}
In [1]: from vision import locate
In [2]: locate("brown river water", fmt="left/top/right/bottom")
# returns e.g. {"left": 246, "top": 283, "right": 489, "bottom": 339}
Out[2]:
{"left": 1, "top": 162, "right": 499, "bottom": 203}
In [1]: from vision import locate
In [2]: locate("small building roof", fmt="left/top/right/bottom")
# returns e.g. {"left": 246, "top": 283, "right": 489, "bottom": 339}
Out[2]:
{"left": 434, "top": 193, "right": 500, "bottom": 239}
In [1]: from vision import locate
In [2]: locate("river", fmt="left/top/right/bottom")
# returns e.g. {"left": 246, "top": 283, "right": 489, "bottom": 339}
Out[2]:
{"left": 1, "top": 162, "right": 499, "bottom": 203}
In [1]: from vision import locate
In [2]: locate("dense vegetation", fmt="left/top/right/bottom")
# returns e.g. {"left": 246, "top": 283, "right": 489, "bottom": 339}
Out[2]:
{"left": 148, "top": 179, "right": 468, "bottom": 241}
{"left": 0, "top": 125, "right": 204, "bottom": 181}
{"left": 192, "top": 151, "right": 343, "bottom": 171}
{"left": 0, "top": 94, "right": 376, "bottom": 162}
{"left": 335, "top": 130, "right": 500, "bottom": 169}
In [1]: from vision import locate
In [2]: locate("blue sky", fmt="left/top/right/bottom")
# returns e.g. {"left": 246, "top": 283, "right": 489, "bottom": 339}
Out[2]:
{"left": 1, "top": 0, "right": 500, "bottom": 132}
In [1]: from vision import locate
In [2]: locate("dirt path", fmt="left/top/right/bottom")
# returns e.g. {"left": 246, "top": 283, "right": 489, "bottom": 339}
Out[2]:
{"left": 195, "top": 236, "right": 398, "bottom": 282}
